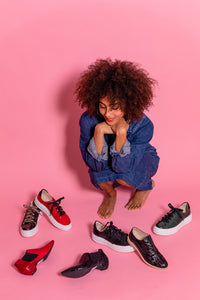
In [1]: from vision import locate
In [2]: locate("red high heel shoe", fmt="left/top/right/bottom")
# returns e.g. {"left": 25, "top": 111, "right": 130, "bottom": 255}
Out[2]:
{"left": 15, "top": 240, "right": 54, "bottom": 275}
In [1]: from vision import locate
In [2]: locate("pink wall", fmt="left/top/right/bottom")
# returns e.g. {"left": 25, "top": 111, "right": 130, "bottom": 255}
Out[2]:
{"left": 1, "top": 0, "right": 199, "bottom": 193}
{"left": 1, "top": 1, "right": 199, "bottom": 299}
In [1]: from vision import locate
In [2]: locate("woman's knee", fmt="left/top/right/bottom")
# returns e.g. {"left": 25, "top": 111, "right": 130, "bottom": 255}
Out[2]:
{"left": 116, "top": 179, "right": 132, "bottom": 187}
{"left": 98, "top": 181, "right": 115, "bottom": 193}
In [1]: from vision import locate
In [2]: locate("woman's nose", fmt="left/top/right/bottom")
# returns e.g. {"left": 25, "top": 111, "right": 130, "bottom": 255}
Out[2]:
{"left": 105, "top": 108, "right": 112, "bottom": 117}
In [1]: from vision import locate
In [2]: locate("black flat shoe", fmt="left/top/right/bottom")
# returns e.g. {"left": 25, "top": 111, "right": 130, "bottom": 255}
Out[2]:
{"left": 128, "top": 227, "right": 168, "bottom": 270}
{"left": 61, "top": 249, "right": 109, "bottom": 278}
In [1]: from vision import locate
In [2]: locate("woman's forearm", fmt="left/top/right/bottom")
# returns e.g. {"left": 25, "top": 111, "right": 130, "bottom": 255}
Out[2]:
{"left": 94, "top": 126, "right": 105, "bottom": 154}
{"left": 94, "top": 122, "right": 114, "bottom": 154}
{"left": 115, "top": 130, "right": 127, "bottom": 152}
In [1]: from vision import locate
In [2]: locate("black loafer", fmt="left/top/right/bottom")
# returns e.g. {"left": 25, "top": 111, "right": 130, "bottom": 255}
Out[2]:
{"left": 128, "top": 227, "right": 168, "bottom": 270}
{"left": 61, "top": 249, "right": 109, "bottom": 278}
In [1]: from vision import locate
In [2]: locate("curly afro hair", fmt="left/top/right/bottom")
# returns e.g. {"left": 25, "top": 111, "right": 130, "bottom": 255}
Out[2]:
{"left": 75, "top": 58, "right": 156, "bottom": 121}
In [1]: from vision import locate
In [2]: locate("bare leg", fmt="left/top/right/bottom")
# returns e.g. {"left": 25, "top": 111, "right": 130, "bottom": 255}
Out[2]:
{"left": 125, "top": 180, "right": 155, "bottom": 210}
{"left": 97, "top": 181, "right": 116, "bottom": 219}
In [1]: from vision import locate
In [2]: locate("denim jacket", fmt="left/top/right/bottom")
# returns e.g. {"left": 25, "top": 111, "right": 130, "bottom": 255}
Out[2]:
{"left": 79, "top": 111, "right": 155, "bottom": 174}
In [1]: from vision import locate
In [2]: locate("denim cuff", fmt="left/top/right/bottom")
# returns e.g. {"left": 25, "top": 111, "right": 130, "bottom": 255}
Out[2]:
{"left": 110, "top": 139, "right": 131, "bottom": 157}
{"left": 87, "top": 137, "right": 108, "bottom": 161}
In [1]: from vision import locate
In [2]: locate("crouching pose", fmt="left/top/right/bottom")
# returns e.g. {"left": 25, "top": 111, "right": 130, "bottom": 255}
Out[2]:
{"left": 75, "top": 58, "right": 159, "bottom": 219}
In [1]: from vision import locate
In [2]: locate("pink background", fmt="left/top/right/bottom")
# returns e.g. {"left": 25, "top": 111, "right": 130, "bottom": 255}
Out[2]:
{"left": 1, "top": 0, "right": 199, "bottom": 299}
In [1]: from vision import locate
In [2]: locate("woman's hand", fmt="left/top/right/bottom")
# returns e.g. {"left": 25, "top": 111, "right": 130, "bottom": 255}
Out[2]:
{"left": 93, "top": 119, "right": 129, "bottom": 154}
{"left": 111, "top": 118, "right": 129, "bottom": 135}
{"left": 94, "top": 122, "right": 113, "bottom": 154}
{"left": 95, "top": 122, "right": 114, "bottom": 135}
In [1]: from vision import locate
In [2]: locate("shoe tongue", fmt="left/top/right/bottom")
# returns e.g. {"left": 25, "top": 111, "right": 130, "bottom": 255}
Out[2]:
{"left": 102, "top": 221, "right": 112, "bottom": 230}
{"left": 106, "top": 221, "right": 113, "bottom": 227}
{"left": 143, "top": 235, "right": 153, "bottom": 243}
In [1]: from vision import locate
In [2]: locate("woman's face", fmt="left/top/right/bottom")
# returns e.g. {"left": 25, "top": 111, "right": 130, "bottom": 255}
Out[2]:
{"left": 98, "top": 97, "right": 125, "bottom": 126}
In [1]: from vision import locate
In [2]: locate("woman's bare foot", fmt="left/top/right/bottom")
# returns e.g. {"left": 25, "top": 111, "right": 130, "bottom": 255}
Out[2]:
{"left": 125, "top": 180, "right": 155, "bottom": 211}
{"left": 97, "top": 190, "right": 117, "bottom": 219}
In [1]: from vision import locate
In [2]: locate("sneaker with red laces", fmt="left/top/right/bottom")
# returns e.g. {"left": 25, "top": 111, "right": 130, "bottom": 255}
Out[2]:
{"left": 34, "top": 189, "right": 72, "bottom": 230}
{"left": 20, "top": 200, "right": 42, "bottom": 237}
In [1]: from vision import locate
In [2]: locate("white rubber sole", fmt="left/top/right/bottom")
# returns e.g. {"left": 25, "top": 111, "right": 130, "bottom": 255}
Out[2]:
{"left": 20, "top": 213, "right": 42, "bottom": 238}
{"left": 34, "top": 197, "right": 72, "bottom": 231}
{"left": 153, "top": 213, "right": 192, "bottom": 236}
{"left": 92, "top": 232, "right": 135, "bottom": 252}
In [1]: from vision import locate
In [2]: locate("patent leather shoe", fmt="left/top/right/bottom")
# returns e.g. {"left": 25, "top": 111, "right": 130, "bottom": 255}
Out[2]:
{"left": 15, "top": 240, "right": 54, "bottom": 275}
{"left": 128, "top": 227, "right": 168, "bottom": 270}
{"left": 61, "top": 249, "right": 109, "bottom": 278}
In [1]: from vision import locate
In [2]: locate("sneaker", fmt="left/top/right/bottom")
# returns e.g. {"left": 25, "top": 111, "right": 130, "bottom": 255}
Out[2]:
{"left": 34, "top": 189, "right": 72, "bottom": 230}
{"left": 128, "top": 227, "right": 168, "bottom": 269}
{"left": 153, "top": 202, "right": 192, "bottom": 236}
{"left": 92, "top": 221, "right": 134, "bottom": 252}
{"left": 20, "top": 200, "right": 42, "bottom": 237}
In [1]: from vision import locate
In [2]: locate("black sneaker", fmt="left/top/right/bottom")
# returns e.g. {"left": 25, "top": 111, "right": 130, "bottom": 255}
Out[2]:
{"left": 92, "top": 221, "right": 134, "bottom": 252}
{"left": 20, "top": 200, "right": 42, "bottom": 237}
{"left": 153, "top": 202, "right": 192, "bottom": 236}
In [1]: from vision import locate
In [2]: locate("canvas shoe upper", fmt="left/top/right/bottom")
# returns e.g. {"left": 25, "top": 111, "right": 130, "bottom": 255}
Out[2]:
{"left": 34, "top": 189, "right": 72, "bottom": 231}
{"left": 20, "top": 200, "right": 42, "bottom": 237}
{"left": 92, "top": 221, "right": 134, "bottom": 252}
{"left": 153, "top": 202, "right": 192, "bottom": 235}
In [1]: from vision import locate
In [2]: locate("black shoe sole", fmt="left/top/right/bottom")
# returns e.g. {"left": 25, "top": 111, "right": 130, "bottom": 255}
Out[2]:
{"left": 61, "top": 266, "right": 95, "bottom": 278}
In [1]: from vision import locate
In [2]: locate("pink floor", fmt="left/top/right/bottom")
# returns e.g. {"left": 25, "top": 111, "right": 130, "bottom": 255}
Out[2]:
{"left": 1, "top": 1, "right": 200, "bottom": 299}
{"left": 1, "top": 184, "right": 199, "bottom": 299}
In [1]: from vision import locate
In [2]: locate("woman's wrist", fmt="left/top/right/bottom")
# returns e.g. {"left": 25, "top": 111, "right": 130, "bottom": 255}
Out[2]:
{"left": 115, "top": 127, "right": 127, "bottom": 136}
{"left": 115, "top": 131, "right": 127, "bottom": 152}
{"left": 95, "top": 123, "right": 105, "bottom": 136}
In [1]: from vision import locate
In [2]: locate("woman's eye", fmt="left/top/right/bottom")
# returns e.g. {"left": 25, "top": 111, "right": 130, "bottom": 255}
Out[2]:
{"left": 112, "top": 106, "right": 120, "bottom": 110}
{"left": 99, "top": 105, "right": 106, "bottom": 109}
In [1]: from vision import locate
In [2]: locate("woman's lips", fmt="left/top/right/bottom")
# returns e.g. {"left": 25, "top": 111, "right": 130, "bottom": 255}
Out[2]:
{"left": 105, "top": 117, "right": 114, "bottom": 122}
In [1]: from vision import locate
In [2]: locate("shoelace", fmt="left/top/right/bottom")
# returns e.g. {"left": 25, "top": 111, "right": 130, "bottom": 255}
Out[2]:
{"left": 23, "top": 204, "right": 41, "bottom": 224}
{"left": 160, "top": 203, "right": 184, "bottom": 223}
{"left": 143, "top": 237, "right": 160, "bottom": 261}
{"left": 47, "top": 197, "right": 65, "bottom": 216}
{"left": 103, "top": 221, "right": 127, "bottom": 242}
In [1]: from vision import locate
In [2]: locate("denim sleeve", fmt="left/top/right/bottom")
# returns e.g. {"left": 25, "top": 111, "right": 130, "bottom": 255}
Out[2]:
{"left": 110, "top": 139, "right": 131, "bottom": 157}
{"left": 110, "top": 116, "right": 154, "bottom": 173}
{"left": 87, "top": 137, "right": 108, "bottom": 161}
{"left": 79, "top": 113, "right": 108, "bottom": 172}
